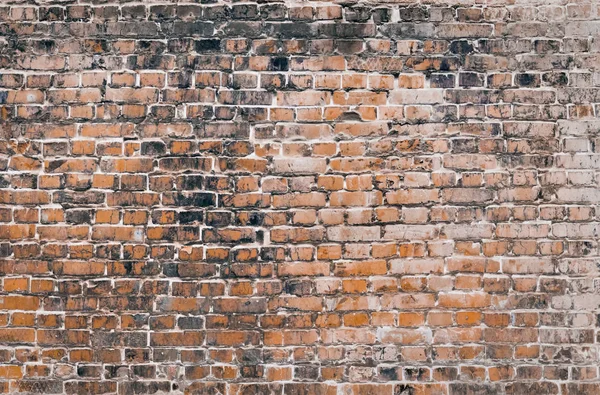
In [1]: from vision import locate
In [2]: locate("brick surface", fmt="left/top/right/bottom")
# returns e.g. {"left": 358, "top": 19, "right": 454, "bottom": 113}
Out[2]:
{"left": 0, "top": 0, "right": 600, "bottom": 394}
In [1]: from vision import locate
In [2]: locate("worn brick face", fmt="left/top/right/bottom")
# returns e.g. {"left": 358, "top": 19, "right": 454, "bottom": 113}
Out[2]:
{"left": 0, "top": 0, "right": 599, "bottom": 394}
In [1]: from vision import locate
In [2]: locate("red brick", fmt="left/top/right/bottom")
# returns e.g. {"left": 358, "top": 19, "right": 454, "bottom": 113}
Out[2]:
{"left": 0, "top": 3, "right": 596, "bottom": 392}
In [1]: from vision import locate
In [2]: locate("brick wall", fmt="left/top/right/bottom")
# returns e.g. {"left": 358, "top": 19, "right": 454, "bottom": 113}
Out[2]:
{"left": 0, "top": 0, "right": 599, "bottom": 394}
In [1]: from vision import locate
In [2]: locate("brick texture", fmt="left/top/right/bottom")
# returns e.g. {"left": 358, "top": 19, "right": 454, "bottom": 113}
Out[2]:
{"left": 0, "top": 0, "right": 600, "bottom": 394}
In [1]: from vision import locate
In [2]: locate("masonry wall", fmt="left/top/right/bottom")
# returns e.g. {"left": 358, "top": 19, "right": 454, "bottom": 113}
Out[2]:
{"left": 0, "top": 0, "right": 599, "bottom": 394}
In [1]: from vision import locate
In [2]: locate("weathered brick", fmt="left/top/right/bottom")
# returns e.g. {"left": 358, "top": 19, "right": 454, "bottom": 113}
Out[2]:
{"left": 0, "top": 1, "right": 597, "bottom": 391}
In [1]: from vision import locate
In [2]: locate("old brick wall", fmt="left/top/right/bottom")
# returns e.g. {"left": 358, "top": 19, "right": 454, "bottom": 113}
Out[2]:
{"left": 0, "top": 0, "right": 599, "bottom": 394}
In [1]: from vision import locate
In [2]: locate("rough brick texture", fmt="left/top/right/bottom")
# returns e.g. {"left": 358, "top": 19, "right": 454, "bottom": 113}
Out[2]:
{"left": 0, "top": 0, "right": 600, "bottom": 394}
